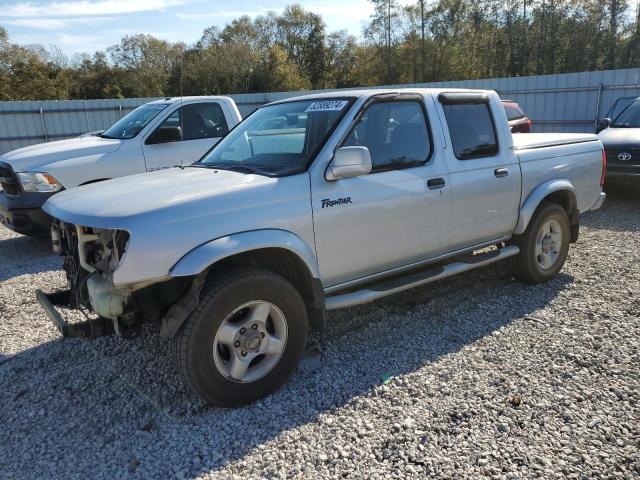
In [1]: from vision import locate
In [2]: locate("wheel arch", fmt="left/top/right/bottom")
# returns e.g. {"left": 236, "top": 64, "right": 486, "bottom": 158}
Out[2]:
{"left": 514, "top": 180, "right": 578, "bottom": 236}
{"left": 169, "top": 230, "right": 325, "bottom": 331}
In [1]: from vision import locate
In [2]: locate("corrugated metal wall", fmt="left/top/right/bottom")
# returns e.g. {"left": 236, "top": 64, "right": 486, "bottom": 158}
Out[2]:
{"left": 1, "top": 68, "right": 639, "bottom": 154}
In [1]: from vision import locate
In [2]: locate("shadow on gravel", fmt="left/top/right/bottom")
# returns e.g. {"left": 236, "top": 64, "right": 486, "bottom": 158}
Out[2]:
{"left": 0, "top": 234, "right": 60, "bottom": 282}
{"left": 0, "top": 263, "right": 574, "bottom": 479}
{"left": 583, "top": 184, "right": 640, "bottom": 233}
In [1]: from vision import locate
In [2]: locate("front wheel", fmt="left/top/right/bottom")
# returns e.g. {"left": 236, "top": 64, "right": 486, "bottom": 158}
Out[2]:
{"left": 173, "top": 268, "right": 308, "bottom": 407}
{"left": 510, "top": 203, "right": 571, "bottom": 284}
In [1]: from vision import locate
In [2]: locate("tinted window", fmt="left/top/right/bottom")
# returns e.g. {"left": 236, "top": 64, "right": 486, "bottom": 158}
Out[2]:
{"left": 608, "top": 97, "right": 636, "bottom": 120}
{"left": 611, "top": 99, "right": 640, "bottom": 128}
{"left": 503, "top": 104, "right": 524, "bottom": 120}
{"left": 183, "top": 103, "right": 229, "bottom": 140}
{"left": 154, "top": 103, "right": 229, "bottom": 142}
{"left": 442, "top": 103, "right": 498, "bottom": 160}
{"left": 343, "top": 101, "right": 430, "bottom": 173}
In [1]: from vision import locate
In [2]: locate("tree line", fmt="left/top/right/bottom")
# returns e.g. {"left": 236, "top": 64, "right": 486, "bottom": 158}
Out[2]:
{"left": 0, "top": 1, "right": 638, "bottom": 101}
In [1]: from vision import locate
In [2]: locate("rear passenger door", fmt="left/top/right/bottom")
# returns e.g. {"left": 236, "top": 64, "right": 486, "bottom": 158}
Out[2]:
{"left": 142, "top": 102, "right": 229, "bottom": 171}
{"left": 437, "top": 93, "right": 520, "bottom": 251}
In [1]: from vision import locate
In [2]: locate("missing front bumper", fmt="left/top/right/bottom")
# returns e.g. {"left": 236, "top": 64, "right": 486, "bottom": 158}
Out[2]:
{"left": 35, "top": 289, "right": 115, "bottom": 339}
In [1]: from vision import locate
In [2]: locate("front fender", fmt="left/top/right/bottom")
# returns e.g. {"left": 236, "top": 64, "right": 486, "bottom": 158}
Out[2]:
{"left": 514, "top": 179, "right": 576, "bottom": 235}
{"left": 170, "top": 229, "right": 321, "bottom": 279}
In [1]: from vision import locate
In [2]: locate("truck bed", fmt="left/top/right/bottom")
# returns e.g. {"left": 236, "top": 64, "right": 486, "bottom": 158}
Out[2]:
{"left": 513, "top": 133, "right": 598, "bottom": 150}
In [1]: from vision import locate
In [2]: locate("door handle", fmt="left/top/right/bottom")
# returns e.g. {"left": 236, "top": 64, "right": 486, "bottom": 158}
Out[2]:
{"left": 494, "top": 168, "right": 509, "bottom": 178}
{"left": 427, "top": 177, "right": 446, "bottom": 189}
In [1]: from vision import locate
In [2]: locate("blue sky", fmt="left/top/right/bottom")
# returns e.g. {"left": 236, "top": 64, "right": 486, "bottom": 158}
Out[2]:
{"left": 0, "top": 0, "right": 411, "bottom": 57}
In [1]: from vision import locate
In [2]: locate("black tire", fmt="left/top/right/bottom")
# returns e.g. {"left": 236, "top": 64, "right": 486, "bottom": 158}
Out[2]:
{"left": 510, "top": 202, "right": 571, "bottom": 284}
{"left": 172, "top": 267, "right": 308, "bottom": 407}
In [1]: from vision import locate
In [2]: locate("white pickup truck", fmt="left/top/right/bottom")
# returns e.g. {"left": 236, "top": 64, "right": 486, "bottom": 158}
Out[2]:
{"left": 39, "top": 89, "right": 606, "bottom": 407}
{"left": 0, "top": 96, "right": 241, "bottom": 235}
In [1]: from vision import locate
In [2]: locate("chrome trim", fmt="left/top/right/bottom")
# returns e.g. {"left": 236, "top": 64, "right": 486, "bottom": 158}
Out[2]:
{"left": 325, "top": 245, "right": 520, "bottom": 310}
{"left": 323, "top": 237, "right": 511, "bottom": 294}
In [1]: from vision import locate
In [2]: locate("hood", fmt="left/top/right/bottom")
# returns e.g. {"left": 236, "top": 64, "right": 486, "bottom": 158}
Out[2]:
{"left": 43, "top": 167, "right": 277, "bottom": 229}
{"left": 43, "top": 165, "right": 314, "bottom": 287}
{"left": 0, "top": 136, "right": 122, "bottom": 172}
{"left": 597, "top": 127, "right": 640, "bottom": 147}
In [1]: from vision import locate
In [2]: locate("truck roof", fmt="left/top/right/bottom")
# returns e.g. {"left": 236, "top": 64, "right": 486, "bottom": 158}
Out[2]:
{"left": 267, "top": 88, "right": 496, "bottom": 105}
{"left": 147, "top": 96, "right": 233, "bottom": 105}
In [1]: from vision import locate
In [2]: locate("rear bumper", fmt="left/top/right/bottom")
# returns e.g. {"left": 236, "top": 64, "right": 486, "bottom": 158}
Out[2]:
{"left": 0, "top": 191, "right": 54, "bottom": 234}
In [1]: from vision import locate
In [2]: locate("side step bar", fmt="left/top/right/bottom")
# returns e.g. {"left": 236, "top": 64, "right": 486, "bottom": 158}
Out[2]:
{"left": 325, "top": 245, "right": 519, "bottom": 310}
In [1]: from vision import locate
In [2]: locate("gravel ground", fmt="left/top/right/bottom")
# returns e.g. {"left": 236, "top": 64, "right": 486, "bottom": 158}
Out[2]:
{"left": 0, "top": 187, "right": 639, "bottom": 479}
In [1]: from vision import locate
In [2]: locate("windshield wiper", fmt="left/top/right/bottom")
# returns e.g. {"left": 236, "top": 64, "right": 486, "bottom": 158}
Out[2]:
{"left": 193, "top": 164, "right": 267, "bottom": 175}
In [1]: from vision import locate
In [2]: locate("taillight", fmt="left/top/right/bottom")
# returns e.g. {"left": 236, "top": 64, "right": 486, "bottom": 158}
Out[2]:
{"left": 527, "top": 119, "right": 532, "bottom": 132}
{"left": 601, "top": 149, "right": 606, "bottom": 187}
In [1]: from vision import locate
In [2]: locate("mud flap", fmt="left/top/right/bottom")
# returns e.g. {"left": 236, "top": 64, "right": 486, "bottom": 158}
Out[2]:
{"left": 35, "top": 289, "right": 115, "bottom": 339}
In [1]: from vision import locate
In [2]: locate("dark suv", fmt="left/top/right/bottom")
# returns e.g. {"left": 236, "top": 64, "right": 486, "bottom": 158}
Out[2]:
{"left": 597, "top": 97, "right": 640, "bottom": 184}
{"left": 502, "top": 100, "right": 532, "bottom": 133}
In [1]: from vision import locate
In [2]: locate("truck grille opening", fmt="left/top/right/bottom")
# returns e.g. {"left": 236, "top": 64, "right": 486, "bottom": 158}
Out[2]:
{"left": 0, "top": 163, "right": 20, "bottom": 196}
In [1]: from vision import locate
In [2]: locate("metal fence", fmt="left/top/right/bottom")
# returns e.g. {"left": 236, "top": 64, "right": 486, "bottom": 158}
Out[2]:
{"left": 1, "top": 68, "right": 639, "bottom": 154}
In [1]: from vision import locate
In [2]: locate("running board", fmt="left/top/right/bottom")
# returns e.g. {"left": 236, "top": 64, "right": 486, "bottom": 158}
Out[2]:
{"left": 325, "top": 245, "right": 520, "bottom": 310}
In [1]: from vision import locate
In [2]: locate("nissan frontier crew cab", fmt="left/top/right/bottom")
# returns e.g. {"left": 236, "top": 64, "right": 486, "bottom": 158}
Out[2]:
{"left": 39, "top": 89, "right": 606, "bottom": 407}
{"left": 0, "top": 96, "right": 241, "bottom": 235}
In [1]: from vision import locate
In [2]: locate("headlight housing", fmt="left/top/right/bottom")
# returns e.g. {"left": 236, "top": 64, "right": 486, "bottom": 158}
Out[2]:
{"left": 17, "top": 172, "right": 63, "bottom": 192}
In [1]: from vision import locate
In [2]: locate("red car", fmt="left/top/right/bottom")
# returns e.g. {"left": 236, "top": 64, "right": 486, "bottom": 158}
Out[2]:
{"left": 502, "top": 100, "right": 532, "bottom": 133}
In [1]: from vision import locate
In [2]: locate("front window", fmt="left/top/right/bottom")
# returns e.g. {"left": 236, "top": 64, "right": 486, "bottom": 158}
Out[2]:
{"left": 611, "top": 99, "right": 640, "bottom": 128}
{"left": 101, "top": 103, "right": 169, "bottom": 140}
{"left": 198, "top": 99, "right": 353, "bottom": 176}
{"left": 342, "top": 100, "right": 431, "bottom": 173}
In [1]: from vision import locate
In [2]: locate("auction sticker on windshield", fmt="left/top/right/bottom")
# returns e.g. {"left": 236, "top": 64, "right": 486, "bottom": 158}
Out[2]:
{"left": 305, "top": 100, "right": 349, "bottom": 112}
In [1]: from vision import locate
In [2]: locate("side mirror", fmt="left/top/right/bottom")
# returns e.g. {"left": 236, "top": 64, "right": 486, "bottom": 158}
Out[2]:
{"left": 147, "top": 126, "right": 182, "bottom": 145}
{"left": 596, "top": 117, "right": 612, "bottom": 133}
{"left": 326, "top": 146, "right": 372, "bottom": 181}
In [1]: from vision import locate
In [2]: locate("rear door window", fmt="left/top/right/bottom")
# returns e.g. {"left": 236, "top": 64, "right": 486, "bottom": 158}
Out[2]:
{"left": 442, "top": 103, "right": 499, "bottom": 160}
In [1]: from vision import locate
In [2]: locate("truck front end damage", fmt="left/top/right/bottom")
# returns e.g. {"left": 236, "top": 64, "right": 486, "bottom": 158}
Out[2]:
{"left": 38, "top": 220, "right": 193, "bottom": 338}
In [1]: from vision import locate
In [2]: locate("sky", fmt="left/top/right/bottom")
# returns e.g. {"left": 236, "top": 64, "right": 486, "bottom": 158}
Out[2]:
{"left": 0, "top": 0, "right": 413, "bottom": 57}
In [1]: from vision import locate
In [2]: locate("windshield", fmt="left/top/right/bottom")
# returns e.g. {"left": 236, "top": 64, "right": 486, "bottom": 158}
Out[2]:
{"left": 612, "top": 99, "right": 640, "bottom": 128}
{"left": 198, "top": 99, "right": 353, "bottom": 176}
{"left": 101, "top": 103, "right": 169, "bottom": 139}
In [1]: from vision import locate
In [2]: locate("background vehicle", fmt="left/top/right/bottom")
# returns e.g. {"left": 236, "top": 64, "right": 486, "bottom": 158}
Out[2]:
{"left": 597, "top": 97, "right": 640, "bottom": 184}
{"left": 596, "top": 96, "right": 637, "bottom": 133}
{"left": 502, "top": 99, "right": 532, "bottom": 133}
{"left": 40, "top": 89, "right": 606, "bottom": 407}
{"left": 0, "top": 96, "right": 241, "bottom": 235}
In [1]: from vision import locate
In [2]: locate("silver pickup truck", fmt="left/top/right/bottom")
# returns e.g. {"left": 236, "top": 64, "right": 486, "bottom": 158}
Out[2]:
{"left": 39, "top": 89, "right": 606, "bottom": 407}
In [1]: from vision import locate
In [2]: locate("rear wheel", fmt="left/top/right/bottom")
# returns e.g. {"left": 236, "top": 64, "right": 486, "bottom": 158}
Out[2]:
{"left": 172, "top": 268, "right": 308, "bottom": 407}
{"left": 510, "top": 203, "right": 571, "bottom": 284}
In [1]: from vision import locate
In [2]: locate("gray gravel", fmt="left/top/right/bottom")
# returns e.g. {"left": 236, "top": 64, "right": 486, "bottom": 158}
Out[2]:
{"left": 1, "top": 187, "right": 639, "bottom": 479}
